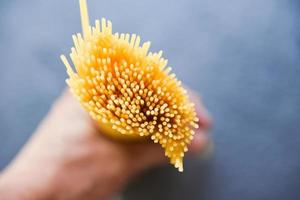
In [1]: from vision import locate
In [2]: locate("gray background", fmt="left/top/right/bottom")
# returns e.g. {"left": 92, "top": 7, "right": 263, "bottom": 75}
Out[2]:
{"left": 1, "top": 0, "right": 300, "bottom": 199}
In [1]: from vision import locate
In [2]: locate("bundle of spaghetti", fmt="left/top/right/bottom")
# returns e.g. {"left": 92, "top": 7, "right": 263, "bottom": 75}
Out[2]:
{"left": 61, "top": 0, "right": 199, "bottom": 172}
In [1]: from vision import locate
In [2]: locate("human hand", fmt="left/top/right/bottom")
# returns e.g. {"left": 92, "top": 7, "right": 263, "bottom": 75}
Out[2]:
{"left": 0, "top": 88, "right": 212, "bottom": 200}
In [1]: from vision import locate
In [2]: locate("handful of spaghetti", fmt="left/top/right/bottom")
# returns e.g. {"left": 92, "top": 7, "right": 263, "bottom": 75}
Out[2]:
{"left": 61, "top": 0, "right": 199, "bottom": 172}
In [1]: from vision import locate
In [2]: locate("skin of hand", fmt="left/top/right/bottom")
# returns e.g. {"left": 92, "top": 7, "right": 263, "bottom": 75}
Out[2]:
{"left": 0, "top": 88, "right": 212, "bottom": 200}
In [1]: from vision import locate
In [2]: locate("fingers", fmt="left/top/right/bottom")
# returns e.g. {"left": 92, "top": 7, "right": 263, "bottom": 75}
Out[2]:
{"left": 139, "top": 144, "right": 167, "bottom": 168}
{"left": 187, "top": 89, "right": 212, "bottom": 130}
{"left": 186, "top": 87, "right": 213, "bottom": 156}
{"left": 127, "top": 143, "right": 167, "bottom": 173}
{"left": 188, "top": 130, "right": 208, "bottom": 154}
{"left": 195, "top": 100, "right": 213, "bottom": 131}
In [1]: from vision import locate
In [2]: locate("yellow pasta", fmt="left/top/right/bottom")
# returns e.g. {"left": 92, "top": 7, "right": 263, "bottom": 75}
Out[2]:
{"left": 61, "top": 0, "right": 199, "bottom": 172}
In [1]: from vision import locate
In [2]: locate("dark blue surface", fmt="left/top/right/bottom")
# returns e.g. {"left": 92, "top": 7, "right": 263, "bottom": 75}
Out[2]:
{"left": 0, "top": 0, "right": 299, "bottom": 199}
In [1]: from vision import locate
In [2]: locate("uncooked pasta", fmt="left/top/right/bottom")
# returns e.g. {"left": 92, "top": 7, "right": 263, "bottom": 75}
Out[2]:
{"left": 61, "top": 0, "right": 199, "bottom": 172}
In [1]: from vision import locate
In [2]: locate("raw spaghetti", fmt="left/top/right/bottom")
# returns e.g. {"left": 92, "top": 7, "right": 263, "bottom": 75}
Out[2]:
{"left": 61, "top": 0, "right": 199, "bottom": 172}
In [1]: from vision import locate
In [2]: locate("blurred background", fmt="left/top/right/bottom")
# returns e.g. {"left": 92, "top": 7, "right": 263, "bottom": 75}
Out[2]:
{"left": 0, "top": 0, "right": 299, "bottom": 199}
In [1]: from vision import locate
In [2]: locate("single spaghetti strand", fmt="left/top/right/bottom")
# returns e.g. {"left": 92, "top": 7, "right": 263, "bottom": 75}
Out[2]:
{"left": 79, "top": 0, "right": 90, "bottom": 38}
